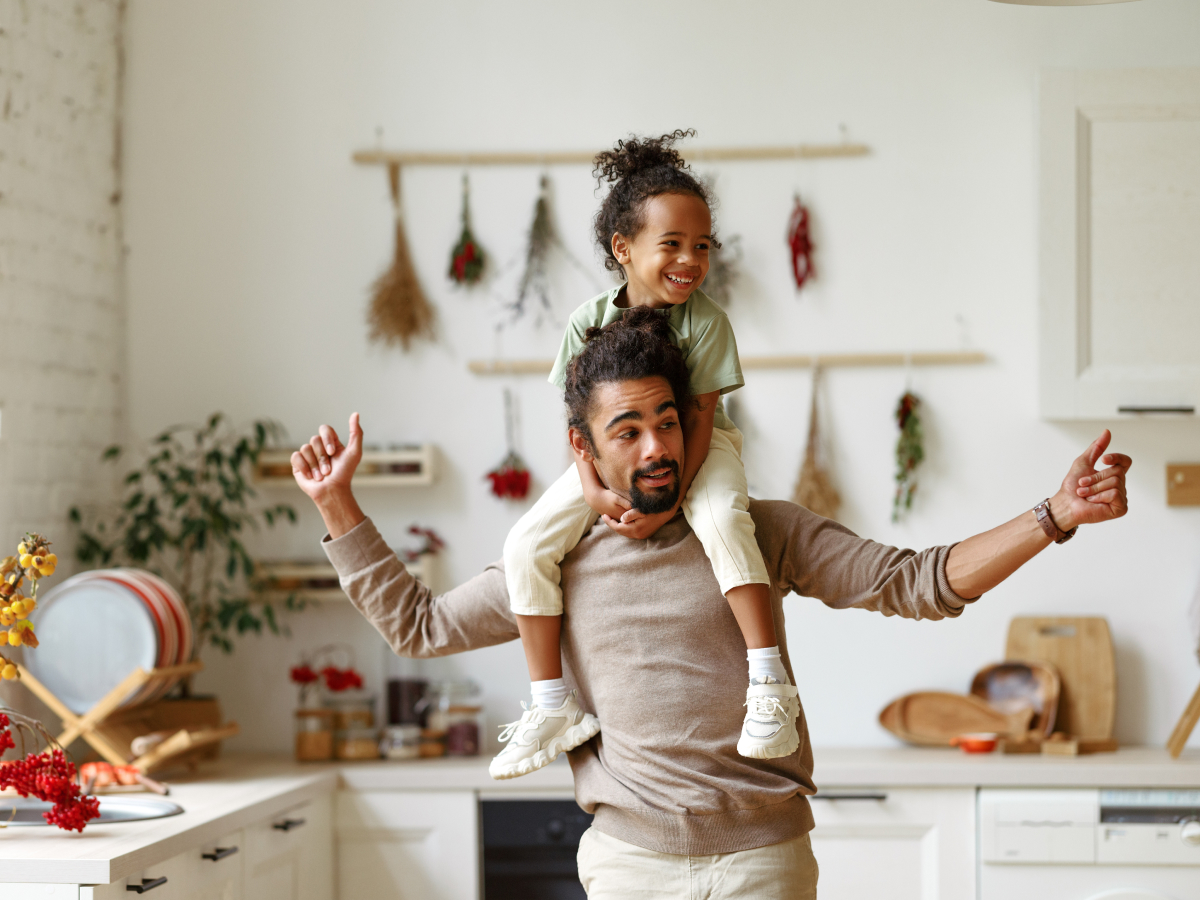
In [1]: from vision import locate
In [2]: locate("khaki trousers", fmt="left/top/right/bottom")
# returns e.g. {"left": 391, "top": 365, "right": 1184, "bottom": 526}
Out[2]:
{"left": 576, "top": 827, "right": 819, "bottom": 900}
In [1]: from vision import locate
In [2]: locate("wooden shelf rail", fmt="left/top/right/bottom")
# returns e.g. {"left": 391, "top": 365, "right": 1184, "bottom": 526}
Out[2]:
{"left": 353, "top": 142, "right": 871, "bottom": 168}
{"left": 468, "top": 351, "right": 988, "bottom": 377}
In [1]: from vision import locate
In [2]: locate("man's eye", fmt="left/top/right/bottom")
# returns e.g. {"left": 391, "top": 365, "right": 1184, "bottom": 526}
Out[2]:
{"left": 620, "top": 430, "right": 638, "bottom": 440}
{"left": 660, "top": 421, "right": 677, "bottom": 430}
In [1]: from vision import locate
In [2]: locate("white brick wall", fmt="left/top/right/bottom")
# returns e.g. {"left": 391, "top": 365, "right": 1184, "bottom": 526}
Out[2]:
{"left": 0, "top": 0, "right": 124, "bottom": 557}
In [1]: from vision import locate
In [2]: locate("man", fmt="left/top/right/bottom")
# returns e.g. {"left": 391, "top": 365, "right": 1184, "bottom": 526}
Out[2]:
{"left": 292, "top": 315, "right": 1130, "bottom": 899}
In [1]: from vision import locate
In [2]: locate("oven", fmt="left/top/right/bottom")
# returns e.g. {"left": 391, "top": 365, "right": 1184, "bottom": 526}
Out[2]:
{"left": 481, "top": 798, "right": 594, "bottom": 899}
{"left": 980, "top": 788, "right": 1200, "bottom": 899}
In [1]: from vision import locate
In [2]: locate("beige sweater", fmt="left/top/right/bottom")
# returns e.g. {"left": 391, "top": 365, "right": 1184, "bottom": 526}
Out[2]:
{"left": 322, "top": 499, "right": 976, "bottom": 856}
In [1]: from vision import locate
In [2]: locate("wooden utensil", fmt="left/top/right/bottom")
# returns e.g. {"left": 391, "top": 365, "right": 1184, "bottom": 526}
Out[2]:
{"left": 970, "top": 661, "right": 1061, "bottom": 739}
{"left": 879, "top": 692, "right": 1034, "bottom": 747}
{"left": 1167, "top": 679, "right": 1200, "bottom": 758}
{"left": 1006, "top": 617, "right": 1116, "bottom": 741}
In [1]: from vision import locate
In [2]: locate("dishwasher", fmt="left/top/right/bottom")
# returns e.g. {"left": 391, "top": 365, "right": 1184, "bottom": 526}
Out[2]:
{"left": 980, "top": 789, "right": 1200, "bottom": 899}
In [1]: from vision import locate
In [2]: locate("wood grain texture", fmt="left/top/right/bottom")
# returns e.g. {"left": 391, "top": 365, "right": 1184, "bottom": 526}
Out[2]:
{"left": 1167, "top": 679, "right": 1200, "bottom": 758}
{"left": 1006, "top": 616, "right": 1116, "bottom": 741}
{"left": 1166, "top": 464, "right": 1200, "bottom": 506}
{"left": 879, "top": 692, "right": 1033, "bottom": 746}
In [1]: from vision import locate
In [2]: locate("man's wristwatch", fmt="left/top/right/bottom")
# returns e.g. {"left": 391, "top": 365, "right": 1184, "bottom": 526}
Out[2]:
{"left": 1034, "top": 498, "right": 1077, "bottom": 544}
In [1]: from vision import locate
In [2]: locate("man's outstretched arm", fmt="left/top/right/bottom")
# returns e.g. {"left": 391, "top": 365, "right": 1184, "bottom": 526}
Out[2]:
{"left": 944, "top": 429, "right": 1130, "bottom": 599}
{"left": 293, "top": 415, "right": 520, "bottom": 658}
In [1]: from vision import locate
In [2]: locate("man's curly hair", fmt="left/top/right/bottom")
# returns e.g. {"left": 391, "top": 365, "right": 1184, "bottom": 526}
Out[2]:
{"left": 564, "top": 307, "right": 693, "bottom": 455}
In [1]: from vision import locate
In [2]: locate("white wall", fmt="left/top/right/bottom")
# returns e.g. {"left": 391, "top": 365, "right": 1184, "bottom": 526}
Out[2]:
{"left": 121, "top": 0, "right": 1200, "bottom": 753}
{"left": 0, "top": 1, "right": 125, "bottom": 717}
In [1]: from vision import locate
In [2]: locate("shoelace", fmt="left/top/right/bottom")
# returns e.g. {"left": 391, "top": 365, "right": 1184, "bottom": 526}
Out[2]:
{"left": 746, "top": 694, "right": 790, "bottom": 724}
{"left": 497, "top": 702, "right": 532, "bottom": 744}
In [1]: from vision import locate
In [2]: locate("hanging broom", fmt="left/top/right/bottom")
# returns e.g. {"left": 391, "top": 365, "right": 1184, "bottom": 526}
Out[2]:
{"left": 792, "top": 367, "right": 841, "bottom": 521}
{"left": 367, "top": 162, "right": 436, "bottom": 350}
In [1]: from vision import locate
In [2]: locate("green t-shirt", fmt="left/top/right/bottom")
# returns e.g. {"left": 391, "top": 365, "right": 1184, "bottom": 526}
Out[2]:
{"left": 548, "top": 285, "right": 744, "bottom": 430}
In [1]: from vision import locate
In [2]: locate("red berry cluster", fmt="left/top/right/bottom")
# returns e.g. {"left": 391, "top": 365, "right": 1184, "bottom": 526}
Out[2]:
{"left": 289, "top": 664, "right": 319, "bottom": 685}
{"left": 486, "top": 453, "right": 531, "bottom": 500}
{"left": 320, "top": 666, "right": 363, "bottom": 692}
{"left": 0, "top": 713, "right": 15, "bottom": 754}
{"left": 0, "top": 734, "right": 100, "bottom": 832}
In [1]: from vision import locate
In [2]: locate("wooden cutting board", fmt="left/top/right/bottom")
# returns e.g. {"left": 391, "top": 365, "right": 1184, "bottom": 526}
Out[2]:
{"left": 879, "top": 691, "right": 1034, "bottom": 746}
{"left": 1006, "top": 616, "right": 1115, "bottom": 741}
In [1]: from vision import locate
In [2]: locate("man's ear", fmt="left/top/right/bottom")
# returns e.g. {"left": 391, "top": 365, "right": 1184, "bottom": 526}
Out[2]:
{"left": 611, "top": 233, "right": 631, "bottom": 266}
{"left": 568, "top": 427, "right": 595, "bottom": 462}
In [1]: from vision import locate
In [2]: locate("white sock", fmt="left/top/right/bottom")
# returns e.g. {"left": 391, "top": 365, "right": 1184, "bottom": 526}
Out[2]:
{"left": 748, "top": 647, "right": 788, "bottom": 685}
{"left": 530, "top": 678, "right": 569, "bottom": 710}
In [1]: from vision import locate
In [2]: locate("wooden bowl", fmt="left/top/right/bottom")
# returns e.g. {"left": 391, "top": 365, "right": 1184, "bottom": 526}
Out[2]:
{"left": 970, "top": 661, "right": 1061, "bottom": 739}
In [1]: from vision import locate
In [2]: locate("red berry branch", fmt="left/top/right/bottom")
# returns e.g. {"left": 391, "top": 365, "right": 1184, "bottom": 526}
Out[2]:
{"left": 0, "top": 712, "right": 100, "bottom": 832}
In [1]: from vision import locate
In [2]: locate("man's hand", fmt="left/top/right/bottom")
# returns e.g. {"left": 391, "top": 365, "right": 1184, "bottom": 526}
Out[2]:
{"left": 292, "top": 413, "right": 366, "bottom": 539}
{"left": 1050, "top": 429, "right": 1131, "bottom": 532}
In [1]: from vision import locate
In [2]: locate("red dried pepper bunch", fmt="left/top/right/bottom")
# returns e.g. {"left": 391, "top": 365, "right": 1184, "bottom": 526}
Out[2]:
{"left": 486, "top": 451, "right": 531, "bottom": 500}
{"left": 321, "top": 666, "right": 364, "bottom": 692}
{"left": 0, "top": 713, "right": 100, "bottom": 832}
{"left": 787, "top": 195, "right": 814, "bottom": 291}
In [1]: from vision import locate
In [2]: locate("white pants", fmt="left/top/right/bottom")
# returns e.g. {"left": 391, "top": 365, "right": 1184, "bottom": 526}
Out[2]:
{"left": 504, "top": 426, "right": 770, "bottom": 616}
{"left": 576, "top": 827, "right": 819, "bottom": 900}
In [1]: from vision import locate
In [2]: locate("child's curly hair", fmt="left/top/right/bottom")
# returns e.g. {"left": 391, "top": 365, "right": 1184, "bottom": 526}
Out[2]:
{"left": 593, "top": 129, "right": 718, "bottom": 276}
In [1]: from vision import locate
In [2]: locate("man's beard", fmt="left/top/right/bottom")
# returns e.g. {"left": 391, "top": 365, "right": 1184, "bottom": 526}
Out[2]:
{"left": 628, "top": 459, "right": 681, "bottom": 514}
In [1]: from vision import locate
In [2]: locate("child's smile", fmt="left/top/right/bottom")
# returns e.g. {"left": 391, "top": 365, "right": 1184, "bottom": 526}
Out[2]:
{"left": 613, "top": 192, "right": 713, "bottom": 310}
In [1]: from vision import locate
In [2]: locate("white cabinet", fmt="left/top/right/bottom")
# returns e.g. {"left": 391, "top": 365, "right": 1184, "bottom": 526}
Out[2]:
{"left": 335, "top": 790, "right": 478, "bottom": 900}
{"left": 807, "top": 787, "right": 975, "bottom": 900}
{"left": 244, "top": 797, "right": 334, "bottom": 900}
{"left": 1039, "top": 68, "right": 1200, "bottom": 420}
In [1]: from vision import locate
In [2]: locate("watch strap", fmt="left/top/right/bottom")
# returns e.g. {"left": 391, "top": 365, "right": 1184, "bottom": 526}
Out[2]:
{"left": 1034, "top": 498, "right": 1076, "bottom": 544}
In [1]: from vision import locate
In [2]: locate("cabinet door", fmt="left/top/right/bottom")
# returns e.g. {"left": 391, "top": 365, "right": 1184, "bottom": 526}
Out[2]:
{"left": 1039, "top": 68, "right": 1200, "bottom": 419}
{"left": 183, "top": 829, "right": 245, "bottom": 900}
{"left": 244, "top": 797, "right": 333, "bottom": 900}
{"left": 335, "top": 790, "right": 478, "bottom": 900}
{"left": 807, "top": 787, "right": 975, "bottom": 900}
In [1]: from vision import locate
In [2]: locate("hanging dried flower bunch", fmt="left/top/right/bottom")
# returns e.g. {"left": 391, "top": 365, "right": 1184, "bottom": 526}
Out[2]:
{"left": 892, "top": 391, "right": 925, "bottom": 522}
{"left": 792, "top": 368, "right": 840, "bottom": 520}
{"left": 704, "top": 234, "right": 742, "bottom": 307}
{"left": 486, "top": 388, "right": 531, "bottom": 500}
{"left": 787, "top": 194, "right": 815, "bottom": 291}
{"left": 509, "top": 175, "right": 556, "bottom": 323}
{"left": 368, "top": 162, "right": 436, "bottom": 350}
{"left": 448, "top": 173, "right": 485, "bottom": 285}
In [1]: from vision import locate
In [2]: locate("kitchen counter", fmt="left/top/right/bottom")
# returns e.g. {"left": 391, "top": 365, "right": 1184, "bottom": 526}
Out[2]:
{"left": 1, "top": 748, "right": 1197, "bottom": 884}
{"left": 0, "top": 758, "right": 337, "bottom": 885}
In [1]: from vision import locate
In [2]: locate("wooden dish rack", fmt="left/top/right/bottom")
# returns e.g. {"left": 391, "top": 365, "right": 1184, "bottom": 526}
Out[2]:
{"left": 16, "top": 660, "right": 239, "bottom": 774}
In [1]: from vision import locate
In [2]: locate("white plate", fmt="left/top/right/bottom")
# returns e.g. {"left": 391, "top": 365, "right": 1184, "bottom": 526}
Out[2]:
{"left": 26, "top": 575, "right": 159, "bottom": 714}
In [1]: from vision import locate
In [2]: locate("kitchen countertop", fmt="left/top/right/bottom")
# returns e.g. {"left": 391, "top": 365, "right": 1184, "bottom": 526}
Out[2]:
{"left": 1, "top": 747, "right": 1197, "bottom": 884}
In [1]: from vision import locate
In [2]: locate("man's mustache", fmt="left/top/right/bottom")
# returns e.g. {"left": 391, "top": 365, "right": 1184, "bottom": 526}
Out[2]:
{"left": 632, "top": 458, "right": 680, "bottom": 486}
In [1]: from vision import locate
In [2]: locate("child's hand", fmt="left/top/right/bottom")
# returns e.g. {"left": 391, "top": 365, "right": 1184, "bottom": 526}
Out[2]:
{"left": 601, "top": 505, "right": 678, "bottom": 540}
{"left": 586, "top": 487, "right": 634, "bottom": 521}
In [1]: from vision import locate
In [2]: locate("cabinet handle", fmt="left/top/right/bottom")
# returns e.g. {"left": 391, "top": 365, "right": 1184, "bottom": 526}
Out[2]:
{"left": 811, "top": 792, "right": 888, "bottom": 801}
{"left": 273, "top": 817, "right": 307, "bottom": 832}
{"left": 202, "top": 846, "right": 239, "bottom": 861}
{"left": 127, "top": 877, "right": 168, "bottom": 893}
{"left": 1117, "top": 406, "right": 1195, "bottom": 415}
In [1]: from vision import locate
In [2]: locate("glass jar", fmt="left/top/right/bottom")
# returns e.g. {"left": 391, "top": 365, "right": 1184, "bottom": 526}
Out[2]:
{"left": 335, "top": 725, "right": 381, "bottom": 760}
{"left": 422, "top": 680, "right": 484, "bottom": 757}
{"left": 294, "top": 708, "right": 335, "bottom": 762}
{"left": 379, "top": 724, "right": 422, "bottom": 760}
{"left": 326, "top": 692, "right": 375, "bottom": 731}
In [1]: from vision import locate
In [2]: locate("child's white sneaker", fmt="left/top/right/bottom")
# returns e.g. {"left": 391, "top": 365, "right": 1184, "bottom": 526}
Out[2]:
{"left": 737, "top": 677, "right": 800, "bottom": 760}
{"left": 488, "top": 690, "right": 600, "bottom": 780}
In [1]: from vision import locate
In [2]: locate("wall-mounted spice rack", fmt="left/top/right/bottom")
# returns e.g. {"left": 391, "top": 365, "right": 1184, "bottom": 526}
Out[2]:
{"left": 256, "top": 555, "right": 434, "bottom": 602}
{"left": 254, "top": 445, "right": 437, "bottom": 487}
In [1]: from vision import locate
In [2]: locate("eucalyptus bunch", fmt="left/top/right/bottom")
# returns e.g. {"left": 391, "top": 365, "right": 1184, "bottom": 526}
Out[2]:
{"left": 69, "top": 414, "right": 298, "bottom": 652}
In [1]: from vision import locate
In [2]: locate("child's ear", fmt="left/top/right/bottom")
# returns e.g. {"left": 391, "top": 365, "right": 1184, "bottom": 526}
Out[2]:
{"left": 611, "top": 233, "right": 631, "bottom": 266}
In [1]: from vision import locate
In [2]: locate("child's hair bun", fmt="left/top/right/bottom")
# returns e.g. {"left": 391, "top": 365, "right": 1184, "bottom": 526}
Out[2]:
{"left": 593, "top": 129, "right": 696, "bottom": 184}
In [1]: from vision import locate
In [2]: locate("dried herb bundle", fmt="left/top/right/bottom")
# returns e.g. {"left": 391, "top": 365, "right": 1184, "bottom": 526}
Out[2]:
{"left": 704, "top": 234, "right": 742, "bottom": 307}
{"left": 510, "top": 175, "right": 556, "bottom": 324}
{"left": 368, "top": 162, "right": 436, "bottom": 350}
{"left": 892, "top": 391, "right": 924, "bottom": 522}
{"left": 792, "top": 368, "right": 840, "bottom": 520}
{"left": 448, "top": 173, "right": 485, "bottom": 285}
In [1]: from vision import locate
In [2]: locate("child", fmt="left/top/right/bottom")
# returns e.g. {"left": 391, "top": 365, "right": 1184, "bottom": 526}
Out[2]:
{"left": 489, "top": 130, "right": 799, "bottom": 780}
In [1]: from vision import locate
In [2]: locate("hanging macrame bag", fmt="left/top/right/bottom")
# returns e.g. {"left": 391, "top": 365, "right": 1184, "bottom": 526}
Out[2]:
{"left": 792, "top": 367, "right": 840, "bottom": 520}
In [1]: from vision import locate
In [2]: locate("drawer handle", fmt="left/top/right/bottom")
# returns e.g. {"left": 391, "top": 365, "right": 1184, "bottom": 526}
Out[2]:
{"left": 1117, "top": 406, "right": 1195, "bottom": 415}
{"left": 127, "top": 877, "right": 168, "bottom": 893}
{"left": 202, "top": 846, "right": 239, "bottom": 861}
{"left": 811, "top": 793, "right": 888, "bottom": 801}
{"left": 273, "top": 817, "right": 307, "bottom": 832}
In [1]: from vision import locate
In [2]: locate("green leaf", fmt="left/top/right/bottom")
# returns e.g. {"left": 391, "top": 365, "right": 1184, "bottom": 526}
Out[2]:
{"left": 102, "top": 445, "right": 122, "bottom": 460}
